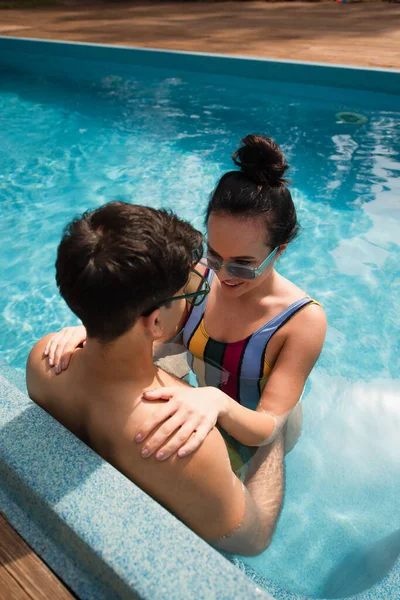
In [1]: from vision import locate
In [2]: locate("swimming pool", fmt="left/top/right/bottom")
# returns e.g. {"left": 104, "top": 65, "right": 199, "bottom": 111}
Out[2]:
{"left": 0, "top": 37, "right": 399, "bottom": 600}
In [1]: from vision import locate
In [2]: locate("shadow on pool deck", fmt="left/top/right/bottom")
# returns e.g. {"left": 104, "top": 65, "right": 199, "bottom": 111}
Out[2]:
{"left": 0, "top": 1, "right": 399, "bottom": 69}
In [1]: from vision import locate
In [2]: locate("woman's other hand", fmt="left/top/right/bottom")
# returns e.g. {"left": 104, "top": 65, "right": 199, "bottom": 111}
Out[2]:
{"left": 136, "top": 386, "right": 228, "bottom": 460}
{"left": 43, "top": 326, "right": 87, "bottom": 374}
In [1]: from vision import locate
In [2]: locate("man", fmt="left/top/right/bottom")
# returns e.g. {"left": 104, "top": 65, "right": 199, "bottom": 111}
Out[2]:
{"left": 27, "top": 201, "right": 284, "bottom": 555}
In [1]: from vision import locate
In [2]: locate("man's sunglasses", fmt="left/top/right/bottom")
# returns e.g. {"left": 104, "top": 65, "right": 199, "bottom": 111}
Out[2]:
{"left": 200, "top": 247, "right": 279, "bottom": 280}
{"left": 142, "top": 269, "right": 210, "bottom": 316}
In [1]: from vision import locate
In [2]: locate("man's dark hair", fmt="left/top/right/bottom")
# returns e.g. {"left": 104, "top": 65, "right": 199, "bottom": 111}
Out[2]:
{"left": 56, "top": 201, "right": 202, "bottom": 342}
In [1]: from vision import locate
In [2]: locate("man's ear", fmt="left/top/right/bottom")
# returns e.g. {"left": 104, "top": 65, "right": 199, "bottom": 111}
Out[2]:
{"left": 277, "top": 243, "right": 288, "bottom": 258}
{"left": 141, "top": 308, "right": 164, "bottom": 340}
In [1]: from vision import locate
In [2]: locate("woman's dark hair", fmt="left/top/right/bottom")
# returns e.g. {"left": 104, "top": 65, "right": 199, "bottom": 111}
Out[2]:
{"left": 56, "top": 201, "right": 203, "bottom": 343}
{"left": 206, "top": 134, "right": 299, "bottom": 248}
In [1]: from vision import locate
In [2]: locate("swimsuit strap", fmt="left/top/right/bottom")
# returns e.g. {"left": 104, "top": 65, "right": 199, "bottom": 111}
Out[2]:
{"left": 182, "top": 268, "right": 213, "bottom": 344}
{"left": 254, "top": 296, "right": 318, "bottom": 341}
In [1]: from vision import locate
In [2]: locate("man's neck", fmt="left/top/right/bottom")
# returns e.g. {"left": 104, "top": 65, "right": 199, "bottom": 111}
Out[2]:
{"left": 79, "top": 330, "right": 157, "bottom": 390}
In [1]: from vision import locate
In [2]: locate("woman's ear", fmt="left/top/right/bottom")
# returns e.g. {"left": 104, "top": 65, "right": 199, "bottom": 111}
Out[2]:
{"left": 141, "top": 308, "right": 164, "bottom": 340}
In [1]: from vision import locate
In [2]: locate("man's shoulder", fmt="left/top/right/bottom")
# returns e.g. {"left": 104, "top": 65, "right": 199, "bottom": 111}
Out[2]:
{"left": 121, "top": 425, "right": 245, "bottom": 542}
{"left": 26, "top": 334, "right": 87, "bottom": 439}
{"left": 26, "top": 334, "right": 58, "bottom": 406}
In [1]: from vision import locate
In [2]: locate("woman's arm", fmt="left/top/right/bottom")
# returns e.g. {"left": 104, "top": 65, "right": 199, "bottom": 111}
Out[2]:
{"left": 219, "top": 304, "right": 327, "bottom": 445}
{"left": 139, "top": 304, "right": 326, "bottom": 455}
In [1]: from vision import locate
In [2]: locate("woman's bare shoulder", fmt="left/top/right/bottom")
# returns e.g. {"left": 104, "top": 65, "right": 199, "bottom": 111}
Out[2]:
{"left": 276, "top": 274, "right": 323, "bottom": 310}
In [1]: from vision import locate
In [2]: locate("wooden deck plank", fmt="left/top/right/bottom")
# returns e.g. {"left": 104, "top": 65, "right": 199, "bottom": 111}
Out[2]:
{"left": 0, "top": 514, "right": 76, "bottom": 600}
{"left": 0, "top": 567, "right": 31, "bottom": 600}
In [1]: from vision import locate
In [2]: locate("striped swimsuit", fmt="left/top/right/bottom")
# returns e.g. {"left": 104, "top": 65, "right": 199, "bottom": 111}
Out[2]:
{"left": 183, "top": 269, "right": 318, "bottom": 411}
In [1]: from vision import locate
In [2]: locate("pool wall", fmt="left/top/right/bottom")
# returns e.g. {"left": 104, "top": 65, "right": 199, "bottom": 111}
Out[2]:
{"left": 0, "top": 36, "right": 399, "bottom": 113}
{"left": 1, "top": 37, "right": 400, "bottom": 600}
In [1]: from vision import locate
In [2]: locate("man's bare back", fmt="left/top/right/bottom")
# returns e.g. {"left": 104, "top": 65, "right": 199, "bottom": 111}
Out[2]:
{"left": 28, "top": 332, "right": 254, "bottom": 540}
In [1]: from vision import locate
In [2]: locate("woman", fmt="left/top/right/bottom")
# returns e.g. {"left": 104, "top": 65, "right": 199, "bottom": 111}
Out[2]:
{"left": 45, "top": 134, "right": 326, "bottom": 464}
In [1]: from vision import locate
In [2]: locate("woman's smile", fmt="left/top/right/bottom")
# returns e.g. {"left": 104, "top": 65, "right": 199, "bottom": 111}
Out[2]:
{"left": 220, "top": 279, "right": 243, "bottom": 289}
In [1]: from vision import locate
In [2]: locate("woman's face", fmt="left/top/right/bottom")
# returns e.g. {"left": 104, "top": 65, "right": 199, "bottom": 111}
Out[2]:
{"left": 206, "top": 213, "right": 277, "bottom": 299}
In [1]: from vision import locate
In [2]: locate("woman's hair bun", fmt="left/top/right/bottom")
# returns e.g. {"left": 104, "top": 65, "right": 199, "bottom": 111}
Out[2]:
{"left": 232, "top": 134, "right": 289, "bottom": 187}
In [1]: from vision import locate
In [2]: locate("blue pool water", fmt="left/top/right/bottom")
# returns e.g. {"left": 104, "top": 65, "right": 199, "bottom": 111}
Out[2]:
{"left": 1, "top": 51, "right": 399, "bottom": 599}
